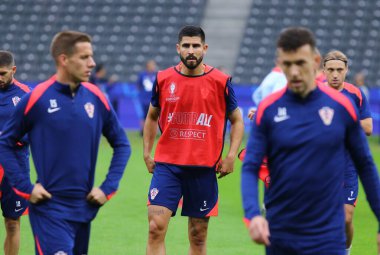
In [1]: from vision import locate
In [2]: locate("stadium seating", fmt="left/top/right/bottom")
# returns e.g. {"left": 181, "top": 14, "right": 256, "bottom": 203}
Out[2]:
{"left": 1, "top": 0, "right": 380, "bottom": 86}
{"left": 0, "top": 0, "right": 206, "bottom": 82}
{"left": 233, "top": 0, "right": 380, "bottom": 86}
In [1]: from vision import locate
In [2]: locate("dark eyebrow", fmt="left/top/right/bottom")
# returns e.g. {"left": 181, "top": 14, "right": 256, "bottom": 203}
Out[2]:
{"left": 181, "top": 43, "right": 201, "bottom": 47}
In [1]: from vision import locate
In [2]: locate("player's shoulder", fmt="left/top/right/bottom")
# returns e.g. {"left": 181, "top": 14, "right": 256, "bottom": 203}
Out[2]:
{"left": 81, "top": 82, "right": 110, "bottom": 111}
{"left": 343, "top": 82, "right": 363, "bottom": 99}
{"left": 318, "top": 84, "right": 358, "bottom": 121}
{"left": 24, "top": 76, "right": 57, "bottom": 115}
{"left": 255, "top": 86, "right": 287, "bottom": 124}
{"left": 13, "top": 79, "right": 31, "bottom": 94}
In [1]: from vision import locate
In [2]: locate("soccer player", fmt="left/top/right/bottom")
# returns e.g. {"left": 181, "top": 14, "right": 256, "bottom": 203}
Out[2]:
{"left": 137, "top": 59, "right": 157, "bottom": 135}
{"left": 252, "top": 66, "right": 287, "bottom": 106}
{"left": 241, "top": 27, "right": 380, "bottom": 254}
{"left": 0, "top": 51, "right": 30, "bottom": 255}
{"left": 323, "top": 50, "right": 372, "bottom": 255}
{"left": 143, "top": 25, "right": 244, "bottom": 255}
{"left": 0, "top": 31, "right": 131, "bottom": 254}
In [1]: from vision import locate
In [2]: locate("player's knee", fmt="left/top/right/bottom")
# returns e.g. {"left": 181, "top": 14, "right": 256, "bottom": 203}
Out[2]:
{"left": 148, "top": 219, "right": 166, "bottom": 240}
{"left": 189, "top": 225, "right": 207, "bottom": 247}
{"left": 4, "top": 218, "right": 20, "bottom": 236}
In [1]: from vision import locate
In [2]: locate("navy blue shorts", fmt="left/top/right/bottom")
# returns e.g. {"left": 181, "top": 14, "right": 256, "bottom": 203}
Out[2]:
{"left": 148, "top": 162, "right": 218, "bottom": 217}
{"left": 1, "top": 176, "right": 28, "bottom": 219}
{"left": 266, "top": 236, "right": 345, "bottom": 255}
{"left": 344, "top": 167, "right": 358, "bottom": 206}
{"left": 29, "top": 209, "right": 90, "bottom": 255}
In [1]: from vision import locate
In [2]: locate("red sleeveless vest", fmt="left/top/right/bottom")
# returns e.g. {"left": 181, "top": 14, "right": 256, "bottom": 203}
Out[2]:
{"left": 154, "top": 64, "right": 229, "bottom": 167}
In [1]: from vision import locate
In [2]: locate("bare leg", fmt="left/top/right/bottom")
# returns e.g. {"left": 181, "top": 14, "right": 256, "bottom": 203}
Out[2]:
{"left": 4, "top": 217, "right": 21, "bottom": 255}
{"left": 188, "top": 217, "right": 209, "bottom": 255}
{"left": 146, "top": 205, "right": 172, "bottom": 255}
{"left": 345, "top": 204, "right": 355, "bottom": 249}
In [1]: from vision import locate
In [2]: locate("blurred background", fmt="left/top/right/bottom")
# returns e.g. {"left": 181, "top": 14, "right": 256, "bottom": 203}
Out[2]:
{"left": 1, "top": 0, "right": 380, "bottom": 133}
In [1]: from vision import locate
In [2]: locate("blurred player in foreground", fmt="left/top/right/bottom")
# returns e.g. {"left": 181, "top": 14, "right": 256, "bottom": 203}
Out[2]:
{"left": 241, "top": 27, "right": 380, "bottom": 254}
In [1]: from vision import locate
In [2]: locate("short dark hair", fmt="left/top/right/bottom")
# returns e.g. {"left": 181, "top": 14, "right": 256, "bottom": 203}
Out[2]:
{"left": 0, "top": 50, "right": 15, "bottom": 67}
{"left": 323, "top": 50, "right": 348, "bottom": 67}
{"left": 50, "top": 31, "right": 92, "bottom": 63}
{"left": 277, "top": 27, "right": 316, "bottom": 52}
{"left": 178, "top": 25, "right": 205, "bottom": 43}
{"left": 95, "top": 63, "right": 104, "bottom": 73}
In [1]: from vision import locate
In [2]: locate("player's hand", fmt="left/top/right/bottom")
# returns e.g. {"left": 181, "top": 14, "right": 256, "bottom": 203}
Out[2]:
{"left": 30, "top": 183, "right": 52, "bottom": 204}
{"left": 87, "top": 187, "right": 108, "bottom": 206}
{"left": 249, "top": 216, "right": 270, "bottom": 246}
{"left": 144, "top": 155, "right": 156, "bottom": 174}
{"left": 217, "top": 156, "right": 235, "bottom": 179}
{"left": 377, "top": 232, "right": 380, "bottom": 255}
{"left": 247, "top": 109, "right": 257, "bottom": 120}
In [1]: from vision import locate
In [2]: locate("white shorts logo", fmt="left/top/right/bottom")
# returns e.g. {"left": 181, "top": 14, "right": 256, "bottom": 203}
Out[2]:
{"left": 150, "top": 188, "right": 159, "bottom": 200}
{"left": 54, "top": 251, "right": 68, "bottom": 255}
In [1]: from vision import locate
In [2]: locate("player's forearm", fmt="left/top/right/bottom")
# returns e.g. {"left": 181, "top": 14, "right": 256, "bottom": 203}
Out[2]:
{"left": 100, "top": 136, "right": 131, "bottom": 197}
{"left": 360, "top": 118, "right": 373, "bottom": 136}
{"left": 226, "top": 109, "right": 244, "bottom": 159}
{"left": 0, "top": 145, "right": 33, "bottom": 197}
{"left": 241, "top": 160, "right": 261, "bottom": 219}
{"left": 348, "top": 123, "right": 380, "bottom": 225}
{"left": 227, "top": 121, "right": 244, "bottom": 159}
{"left": 143, "top": 117, "right": 158, "bottom": 159}
{"left": 359, "top": 166, "right": 380, "bottom": 225}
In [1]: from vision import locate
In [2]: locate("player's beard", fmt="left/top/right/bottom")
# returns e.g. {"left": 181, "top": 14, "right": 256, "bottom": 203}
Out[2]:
{"left": 180, "top": 55, "right": 203, "bottom": 70}
{"left": 0, "top": 77, "right": 12, "bottom": 89}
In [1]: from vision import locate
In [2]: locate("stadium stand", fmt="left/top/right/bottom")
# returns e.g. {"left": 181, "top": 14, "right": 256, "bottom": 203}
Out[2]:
{"left": 233, "top": 0, "right": 380, "bottom": 87}
{"left": 0, "top": 0, "right": 206, "bottom": 82}
{"left": 2, "top": 0, "right": 380, "bottom": 133}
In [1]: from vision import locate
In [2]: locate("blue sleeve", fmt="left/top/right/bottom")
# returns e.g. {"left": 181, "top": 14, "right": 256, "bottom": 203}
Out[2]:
{"left": 136, "top": 73, "right": 143, "bottom": 90}
{"left": 226, "top": 79, "right": 238, "bottom": 113}
{"left": 241, "top": 114, "right": 267, "bottom": 220}
{"left": 100, "top": 103, "right": 131, "bottom": 197}
{"left": 252, "top": 85, "right": 263, "bottom": 106}
{"left": 0, "top": 94, "right": 33, "bottom": 196}
{"left": 359, "top": 88, "right": 371, "bottom": 119}
{"left": 345, "top": 112, "right": 380, "bottom": 230}
{"left": 150, "top": 78, "right": 160, "bottom": 108}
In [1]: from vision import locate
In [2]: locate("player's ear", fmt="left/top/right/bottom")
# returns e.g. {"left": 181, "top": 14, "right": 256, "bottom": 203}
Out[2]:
{"left": 203, "top": 43, "right": 208, "bottom": 54}
{"left": 275, "top": 49, "right": 282, "bottom": 68}
{"left": 12, "top": 66, "right": 16, "bottom": 75}
{"left": 57, "top": 54, "right": 68, "bottom": 67}
{"left": 314, "top": 52, "right": 321, "bottom": 71}
{"left": 176, "top": 44, "right": 180, "bottom": 55}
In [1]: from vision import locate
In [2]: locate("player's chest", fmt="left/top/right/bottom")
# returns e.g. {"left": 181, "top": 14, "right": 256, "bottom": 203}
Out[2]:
{"left": 268, "top": 103, "right": 345, "bottom": 148}
{"left": 0, "top": 92, "right": 23, "bottom": 122}
{"left": 160, "top": 79, "right": 223, "bottom": 108}
{"left": 35, "top": 95, "right": 99, "bottom": 128}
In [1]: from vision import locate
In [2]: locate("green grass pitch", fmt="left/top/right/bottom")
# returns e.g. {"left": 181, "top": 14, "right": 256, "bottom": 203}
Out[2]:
{"left": 2, "top": 132, "right": 379, "bottom": 254}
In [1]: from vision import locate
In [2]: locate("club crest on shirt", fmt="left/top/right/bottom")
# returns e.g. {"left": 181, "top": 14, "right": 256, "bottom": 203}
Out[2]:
{"left": 150, "top": 188, "right": 159, "bottom": 200}
{"left": 12, "top": 96, "right": 21, "bottom": 106}
{"left": 319, "top": 106, "right": 334, "bottom": 126}
{"left": 84, "top": 102, "right": 95, "bottom": 119}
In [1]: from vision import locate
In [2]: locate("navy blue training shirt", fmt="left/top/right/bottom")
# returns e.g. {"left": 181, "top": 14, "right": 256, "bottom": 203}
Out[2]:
{"left": 0, "top": 76, "right": 131, "bottom": 222}
{"left": 241, "top": 84, "right": 380, "bottom": 241}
